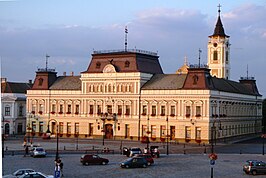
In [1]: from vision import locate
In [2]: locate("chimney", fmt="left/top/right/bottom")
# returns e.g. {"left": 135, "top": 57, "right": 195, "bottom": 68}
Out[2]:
{"left": 63, "top": 72, "right": 66, "bottom": 76}
{"left": 70, "top": 71, "right": 74, "bottom": 76}
{"left": 1, "top": 78, "right": 7, "bottom": 83}
{"left": 28, "top": 80, "right": 32, "bottom": 84}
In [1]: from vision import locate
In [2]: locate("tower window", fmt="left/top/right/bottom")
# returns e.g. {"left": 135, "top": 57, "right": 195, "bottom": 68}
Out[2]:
{"left": 38, "top": 78, "right": 43, "bottom": 86}
{"left": 213, "top": 51, "right": 218, "bottom": 61}
{"left": 96, "top": 62, "right": 101, "bottom": 69}
{"left": 226, "top": 51, "right": 229, "bottom": 62}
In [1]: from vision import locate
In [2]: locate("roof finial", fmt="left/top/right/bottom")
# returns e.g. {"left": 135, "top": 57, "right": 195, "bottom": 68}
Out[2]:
{"left": 45, "top": 54, "right": 50, "bottom": 71}
{"left": 218, "top": 4, "right": 222, "bottom": 16}
{"left": 246, "top": 64, "right": 249, "bottom": 78}
{"left": 125, "top": 26, "right": 128, "bottom": 52}
{"left": 198, "top": 48, "right": 202, "bottom": 68}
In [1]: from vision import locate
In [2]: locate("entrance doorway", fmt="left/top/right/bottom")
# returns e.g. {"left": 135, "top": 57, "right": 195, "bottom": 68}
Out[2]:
{"left": 105, "top": 124, "right": 113, "bottom": 139}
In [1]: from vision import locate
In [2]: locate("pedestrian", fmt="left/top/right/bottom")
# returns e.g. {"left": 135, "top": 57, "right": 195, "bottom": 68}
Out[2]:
{"left": 24, "top": 145, "right": 29, "bottom": 157}
{"left": 59, "top": 160, "right": 64, "bottom": 177}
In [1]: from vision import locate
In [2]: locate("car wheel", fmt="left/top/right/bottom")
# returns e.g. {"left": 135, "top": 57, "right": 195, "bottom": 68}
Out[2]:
{"left": 143, "top": 164, "right": 147, "bottom": 168}
{"left": 125, "top": 165, "right": 129, "bottom": 168}
{"left": 252, "top": 170, "right": 257, "bottom": 175}
{"left": 102, "top": 161, "right": 107, "bottom": 165}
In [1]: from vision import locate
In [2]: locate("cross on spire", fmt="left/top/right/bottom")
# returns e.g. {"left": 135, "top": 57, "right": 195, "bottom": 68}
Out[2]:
{"left": 218, "top": 4, "right": 222, "bottom": 16}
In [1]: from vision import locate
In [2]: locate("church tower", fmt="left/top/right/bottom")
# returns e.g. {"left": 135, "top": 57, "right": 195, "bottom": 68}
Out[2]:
{"left": 208, "top": 5, "right": 230, "bottom": 79}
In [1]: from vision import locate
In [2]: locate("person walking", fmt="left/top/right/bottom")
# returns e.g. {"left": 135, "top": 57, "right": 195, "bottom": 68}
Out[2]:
{"left": 24, "top": 145, "right": 29, "bottom": 157}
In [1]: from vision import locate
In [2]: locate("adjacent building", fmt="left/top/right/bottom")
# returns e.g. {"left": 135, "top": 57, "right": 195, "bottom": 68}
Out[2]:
{"left": 26, "top": 9, "right": 263, "bottom": 144}
{"left": 1, "top": 78, "right": 32, "bottom": 135}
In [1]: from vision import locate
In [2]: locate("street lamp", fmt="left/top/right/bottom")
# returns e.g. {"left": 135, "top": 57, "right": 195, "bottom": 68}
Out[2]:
{"left": 46, "top": 119, "right": 59, "bottom": 160}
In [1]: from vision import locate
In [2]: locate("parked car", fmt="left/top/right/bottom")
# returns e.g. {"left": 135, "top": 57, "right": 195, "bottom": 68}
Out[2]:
{"left": 134, "top": 154, "right": 154, "bottom": 166}
{"left": 3, "top": 169, "right": 35, "bottom": 178}
{"left": 30, "top": 147, "right": 47, "bottom": 157}
{"left": 243, "top": 160, "right": 266, "bottom": 175}
{"left": 150, "top": 146, "right": 160, "bottom": 158}
{"left": 129, "top": 147, "right": 142, "bottom": 157}
{"left": 18, "top": 172, "right": 53, "bottom": 178}
{"left": 80, "top": 154, "right": 109, "bottom": 165}
{"left": 120, "top": 157, "right": 148, "bottom": 168}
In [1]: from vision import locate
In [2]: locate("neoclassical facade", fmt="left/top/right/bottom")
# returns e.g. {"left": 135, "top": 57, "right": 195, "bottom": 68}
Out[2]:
{"left": 26, "top": 10, "right": 262, "bottom": 144}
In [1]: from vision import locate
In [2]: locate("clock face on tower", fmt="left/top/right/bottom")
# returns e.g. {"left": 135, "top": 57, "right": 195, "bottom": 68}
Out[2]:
{"left": 103, "top": 64, "right": 116, "bottom": 73}
{"left": 213, "top": 43, "right": 218, "bottom": 47}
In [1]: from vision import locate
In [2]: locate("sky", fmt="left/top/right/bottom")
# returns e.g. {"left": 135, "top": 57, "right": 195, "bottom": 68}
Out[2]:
{"left": 0, "top": 0, "right": 265, "bottom": 97}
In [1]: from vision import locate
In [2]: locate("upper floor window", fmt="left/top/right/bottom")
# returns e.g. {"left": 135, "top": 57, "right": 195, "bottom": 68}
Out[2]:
{"left": 161, "top": 106, "right": 165, "bottom": 116}
{"left": 5, "top": 106, "right": 11, "bottom": 116}
{"left": 125, "top": 105, "right": 130, "bottom": 115}
{"left": 196, "top": 106, "right": 201, "bottom": 117}
{"left": 19, "top": 105, "right": 23, "bottom": 116}
{"left": 75, "top": 105, "right": 80, "bottom": 114}
{"left": 186, "top": 106, "right": 191, "bottom": 117}
{"left": 67, "top": 105, "right": 71, "bottom": 113}
{"left": 89, "top": 105, "right": 93, "bottom": 114}
{"left": 118, "top": 105, "right": 122, "bottom": 115}
{"left": 170, "top": 106, "right": 175, "bottom": 116}
{"left": 97, "top": 105, "right": 101, "bottom": 114}
{"left": 142, "top": 105, "right": 147, "bottom": 115}
{"left": 151, "top": 106, "right": 156, "bottom": 116}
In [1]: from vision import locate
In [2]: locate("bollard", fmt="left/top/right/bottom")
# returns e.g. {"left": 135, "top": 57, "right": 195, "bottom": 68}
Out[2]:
{"left": 204, "top": 145, "right": 207, "bottom": 154}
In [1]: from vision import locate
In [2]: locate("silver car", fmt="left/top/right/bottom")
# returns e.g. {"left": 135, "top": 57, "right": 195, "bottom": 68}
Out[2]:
{"left": 3, "top": 169, "right": 35, "bottom": 178}
{"left": 30, "top": 147, "right": 47, "bottom": 157}
{"left": 18, "top": 172, "right": 53, "bottom": 178}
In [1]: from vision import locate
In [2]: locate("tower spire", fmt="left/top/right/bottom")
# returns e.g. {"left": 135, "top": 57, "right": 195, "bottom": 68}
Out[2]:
{"left": 218, "top": 4, "right": 221, "bottom": 16}
{"left": 198, "top": 48, "right": 202, "bottom": 68}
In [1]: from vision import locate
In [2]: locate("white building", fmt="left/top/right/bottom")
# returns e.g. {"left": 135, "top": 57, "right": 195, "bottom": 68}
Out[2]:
{"left": 26, "top": 9, "right": 263, "bottom": 144}
{"left": 1, "top": 78, "right": 32, "bottom": 135}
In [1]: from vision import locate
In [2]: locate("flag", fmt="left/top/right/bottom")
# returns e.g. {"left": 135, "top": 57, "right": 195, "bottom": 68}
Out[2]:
{"left": 46, "top": 54, "right": 50, "bottom": 58}
{"left": 125, "top": 26, "right": 128, "bottom": 34}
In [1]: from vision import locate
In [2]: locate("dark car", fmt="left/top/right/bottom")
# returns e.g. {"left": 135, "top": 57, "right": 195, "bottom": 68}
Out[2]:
{"left": 120, "top": 157, "right": 148, "bottom": 168}
{"left": 243, "top": 160, "right": 266, "bottom": 175}
{"left": 129, "top": 147, "right": 142, "bottom": 157}
{"left": 134, "top": 154, "right": 154, "bottom": 166}
{"left": 80, "top": 154, "right": 109, "bottom": 165}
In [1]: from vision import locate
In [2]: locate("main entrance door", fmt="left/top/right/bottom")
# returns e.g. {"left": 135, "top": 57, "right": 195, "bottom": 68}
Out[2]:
{"left": 105, "top": 124, "right": 113, "bottom": 139}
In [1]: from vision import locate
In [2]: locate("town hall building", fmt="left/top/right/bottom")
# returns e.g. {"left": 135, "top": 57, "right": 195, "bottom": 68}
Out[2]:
{"left": 26, "top": 8, "right": 262, "bottom": 144}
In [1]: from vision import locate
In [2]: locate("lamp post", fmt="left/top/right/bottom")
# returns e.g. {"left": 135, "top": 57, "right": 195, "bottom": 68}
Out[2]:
{"left": 46, "top": 119, "right": 59, "bottom": 160}
{"left": 146, "top": 116, "right": 150, "bottom": 152}
{"left": 100, "top": 113, "right": 107, "bottom": 146}
{"left": 166, "top": 116, "right": 169, "bottom": 155}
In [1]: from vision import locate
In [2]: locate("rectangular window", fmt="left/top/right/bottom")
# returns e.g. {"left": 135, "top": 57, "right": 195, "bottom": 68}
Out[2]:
{"left": 5, "top": 106, "right": 11, "bottom": 116}
{"left": 67, "top": 122, "right": 71, "bottom": 134}
{"left": 151, "top": 125, "right": 156, "bottom": 138}
{"left": 39, "top": 104, "right": 44, "bottom": 112}
{"left": 151, "top": 106, "right": 156, "bottom": 116}
{"left": 52, "top": 104, "right": 56, "bottom": 112}
{"left": 125, "top": 105, "right": 130, "bottom": 115}
{"left": 89, "top": 123, "right": 93, "bottom": 136}
{"left": 142, "top": 105, "right": 147, "bottom": 115}
{"left": 170, "top": 106, "right": 175, "bottom": 116}
{"left": 75, "top": 105, "right": 80, "bottom": 114}
{"left": 170, "top": 126, "right": 175, "bottom": 140}
{"left": 75, "top": 123, "right": 79, "bottom": 134}
{"left": 59, "top": 104, "right": 63, "bottom": 113}
{"left": 118, "top": 105, "right": 122, "bottom": 115}
{"left": 32, "top": 121, "right": 36, "bottom": 132}
{"left": 67, "top": 105, "right": 71, "bottom": 113}
{"left": 185, "top": 126, "right": 191, "bottom": 139}
{"left": 125, "top": 124, "right": 130, "bottom": 138}
{"left": 186, "top": 106, "right": 191, "bottom": 117}
{"left": 39, "top": 122, "right": 43, "bottom": 133}
{"left": 89, "top": 105, "right": 93, "bottom": 114}
{"left": 213, "top": 50, "right": 218, "bottom": 60}
{"left": 32, "top": 105, "right": 36, "bottom": 113}
{"left": 97, "top": 105, "right": 101, "bottom": 114}
{"left": 196, "top": 106, "right": 201, "bottom": 117}
{"left": 107, "top": 105, "right": 112, "bottom": 114}
{"left": 160, "top": 125, "right": 166, "bottom": 138}
{"left": 59, "top": 122, "right": 63, "bottom": 134}
{"left": 19, "top": 106, "right": 23, "bottom": 116}
{"left": 161, "top": 106, "right": 165, "bottom": 116}
{"left": 196, "top": 127, "right": 201, "bottom": 140}
{"left": 142, "top": 125, "right": 147, "bottom": 136}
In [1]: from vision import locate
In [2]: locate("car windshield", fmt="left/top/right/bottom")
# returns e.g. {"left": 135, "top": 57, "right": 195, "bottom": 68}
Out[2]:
{"left": 131, "top": 148, "right": 141, "bottom": 151}
{"left": 36, "top": 148, "right": 44, "bottom": 151}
